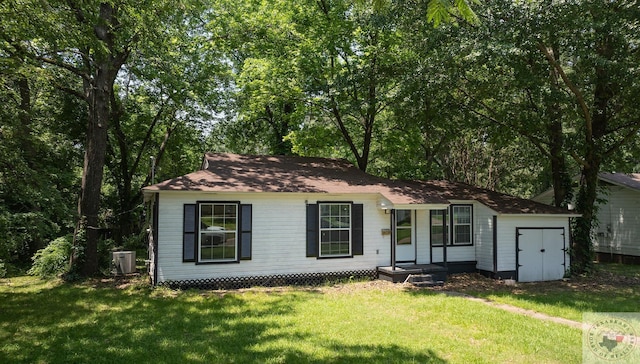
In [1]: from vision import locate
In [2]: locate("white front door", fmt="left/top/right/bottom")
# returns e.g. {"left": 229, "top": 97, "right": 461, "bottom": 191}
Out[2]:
{"left": 395, "top": 210, "right": 415, "bottom": 262}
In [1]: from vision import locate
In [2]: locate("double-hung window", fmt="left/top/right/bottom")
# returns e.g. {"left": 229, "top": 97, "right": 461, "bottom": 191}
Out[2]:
{"left": 430, "top": 206, "right": 472, "bottom": 246}
{"left": 452, "top": 205, "right": 472, "bottom": 245}
{"left": 319, "top": 203, "right": 351, "bottom": 257}
{"left": 199, "top": 203, "right": 238, "bottom": 261}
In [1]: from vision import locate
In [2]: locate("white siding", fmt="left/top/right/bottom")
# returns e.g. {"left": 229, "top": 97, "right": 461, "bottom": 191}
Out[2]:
{"left": 594, "top": 187, "right": 640, "bottom": 257}
{"left": 496, "top": 216, "right": 570, "bottom": 272}
{"left": 446, "top": 245, "right": 476, "bottom": 261}
{"left": 428, "top": 246, "right": 475, "bottom": 262}
{"left": 155, "top": 191, "right": 392, "bottom": 283}
{"left": 431, "top": 248, "right": 443, "bottom": 263}
{"left": 474, "top": 203, "right": 495, "bottom": 272}
{"left": 155, "top": 190, "right": 574, "bottom": 282}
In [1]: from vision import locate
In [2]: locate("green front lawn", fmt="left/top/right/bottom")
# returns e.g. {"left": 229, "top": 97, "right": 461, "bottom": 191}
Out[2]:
{"left": 601, "top": 262, "right": 640, "bottom": 279}
{"left": 1, "top": 276, "right": 579, "bottom": 363}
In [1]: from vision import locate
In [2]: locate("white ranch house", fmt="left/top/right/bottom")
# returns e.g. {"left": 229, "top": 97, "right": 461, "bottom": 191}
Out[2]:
{"left": 143, "top": 153, "right": 577, "bottom": 288}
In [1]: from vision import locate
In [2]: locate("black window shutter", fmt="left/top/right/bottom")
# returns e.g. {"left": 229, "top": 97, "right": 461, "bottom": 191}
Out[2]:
{"left": 183, "top": 204, "right": 196, "bottom": 262}
{"left": 306, "top": 204, "right": 318, "bottom": 257}
{"left": 239, "top": 204, "right": 252, "bottom": 260}
{"left": 352, "top": 203, "right": 364, "bottom": 255}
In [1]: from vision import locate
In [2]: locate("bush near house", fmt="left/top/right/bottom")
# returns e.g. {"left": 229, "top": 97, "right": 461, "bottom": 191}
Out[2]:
{"left": 27, "top": 236, "right": 72, "bottom": 278}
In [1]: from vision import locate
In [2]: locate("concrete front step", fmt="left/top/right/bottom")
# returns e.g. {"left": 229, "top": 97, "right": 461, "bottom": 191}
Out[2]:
{"left": 407, "top": 274, "right": 445, "bottom": 287}
{"left": 377, "top": 264, "right": 448, "bottom": 283}
{"left": 412, "top": 281, "right": 445, "bottom": 287}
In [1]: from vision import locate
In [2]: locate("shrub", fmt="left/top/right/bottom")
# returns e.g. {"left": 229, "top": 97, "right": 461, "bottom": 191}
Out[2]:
{"left": 122, "top": 232, "right": 146, "bottom": 251}
{"left": 98, "top": 238, "right": 116, "bottom": 276}
{"left": 0, "top": 260, "right": 6, "bottom": 278}
{"left": 28, "top": 236, "right": 73, "bottom": 278}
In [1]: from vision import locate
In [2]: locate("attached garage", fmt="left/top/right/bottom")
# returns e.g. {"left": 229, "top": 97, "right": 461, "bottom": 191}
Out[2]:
{"left": 516, "top": 228, "right": 567, "bottom": 282}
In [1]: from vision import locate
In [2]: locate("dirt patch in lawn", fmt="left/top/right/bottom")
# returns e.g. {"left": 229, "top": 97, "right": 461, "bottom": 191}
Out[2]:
{"left": 418, "top": 267, "right": 640, "bottom": 327}
{"left": 88, "top": 264, "right": 639, "bottom": 299}
{"left": 227, "top": 279, "right": 404, "bottom": 297}
{"left": 428, "top": 268, "right": 640, "bottom": 297}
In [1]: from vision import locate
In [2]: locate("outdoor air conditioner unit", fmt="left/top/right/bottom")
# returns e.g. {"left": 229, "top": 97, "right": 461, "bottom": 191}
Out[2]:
{"left": 113, "top": 251, "right": 136, "bottom": 275}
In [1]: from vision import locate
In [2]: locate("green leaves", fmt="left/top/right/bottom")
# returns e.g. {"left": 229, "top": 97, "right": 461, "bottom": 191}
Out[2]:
{"left": 427, "top": 0, "right": 451, "bottom": 26}
{"left": 0, "top": 72, "right": 81, "bottom": 265}
{"left": 27, "top": 236, "right": 73, "bottom": 278}
{"left": 2, "top": 0, "right": 637, "bottom": 276}
{"left": 427, "top": 0, "right": 478, "bottom": 27}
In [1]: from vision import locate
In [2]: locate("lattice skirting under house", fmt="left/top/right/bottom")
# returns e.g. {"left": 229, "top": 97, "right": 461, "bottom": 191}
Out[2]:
{"left": 157, "top": 269, "right": 379, "bottom": 290}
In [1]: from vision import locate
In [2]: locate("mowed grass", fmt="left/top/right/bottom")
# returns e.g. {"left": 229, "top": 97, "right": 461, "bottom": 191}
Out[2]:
{"left": 603, "top": 262, "right": 640, "bottom": 278}
{"left": 449, "top": 263, "right": 640, "bottom": 322}
{"left": 0, "top": 276, "right": 580, "bottom": 363}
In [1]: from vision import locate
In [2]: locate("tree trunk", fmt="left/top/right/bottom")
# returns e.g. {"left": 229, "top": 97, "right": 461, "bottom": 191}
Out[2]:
{"left": 73, "top": 2, "right": 128, "bottom": 276}
{"left": 110, "top": 94, "right": 132, "bottom": 244}
{"left": 548, "top": 113, "right": 570, "bottom": 208}
{"left": 76, "top": 65, "right": 114, "bottom": 276}
{"left": 264, "top": 103, "right": 293, "bottom": 156}
{"left": 572, "top": 154, "right": 599, "bottom": 273}
{"left": 570, "top": 17, "right": 614, "bottom": 274}
{"left": 545, "top": 40, "right": 572, "bottom": 208}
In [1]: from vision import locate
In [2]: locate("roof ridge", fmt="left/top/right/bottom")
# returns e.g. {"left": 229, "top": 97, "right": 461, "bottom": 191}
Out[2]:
{"left": 145, "top": 153, "right": 575, "bottom": 215}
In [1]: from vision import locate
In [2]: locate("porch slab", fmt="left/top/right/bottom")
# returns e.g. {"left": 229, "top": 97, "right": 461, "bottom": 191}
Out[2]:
{"left": 377, "top": 264, "right": 448, "bottom": 283}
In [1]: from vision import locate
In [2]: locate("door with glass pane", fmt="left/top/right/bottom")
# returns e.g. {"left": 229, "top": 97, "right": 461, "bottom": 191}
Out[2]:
{"left": 395, "top": 210, "right": 415, "bottom": 262}
{"left": 430, "top": 209, "right": 447, "bottom": 263}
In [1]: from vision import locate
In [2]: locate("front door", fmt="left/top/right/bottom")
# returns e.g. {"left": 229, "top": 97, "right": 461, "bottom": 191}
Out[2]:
{"left": 395, "top": 210, "right": 415, "bottom": 262}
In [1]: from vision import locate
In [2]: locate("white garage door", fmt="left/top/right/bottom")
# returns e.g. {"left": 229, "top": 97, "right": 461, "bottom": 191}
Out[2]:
{"left": 517, "top": 228, "right": 567, "bottom": 282}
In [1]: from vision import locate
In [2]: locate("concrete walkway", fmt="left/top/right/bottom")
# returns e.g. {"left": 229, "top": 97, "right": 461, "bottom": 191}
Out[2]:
{"left": 443, "top": 291, "right": 583, "bottom": 329}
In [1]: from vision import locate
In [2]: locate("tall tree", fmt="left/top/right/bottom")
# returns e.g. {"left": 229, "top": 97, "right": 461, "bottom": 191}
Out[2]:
{"left": 436, "top": 0, "right": 576, "bottom": 202}
{"left": 540, "top": 1, "right": 640, "bottom": 272}
{"left": 104, "top": 7, "right": 222, "bottom": 245}
{"left": 204, "top": 0, "right": 308, "bottom": 156}
{"left": 1, "top": 0, "right": 209, "bottom": 275}
{"left": 446, "top": 0, "right": 640, "bottom": 273}
{"left": 0, "top": 58, "right": 81, "bottom": 266}
{"left": 212, "top": 0, "right": 478, "bottom": 171}
{"left": 302, "top": 0, "right": 477, "bottom": 172}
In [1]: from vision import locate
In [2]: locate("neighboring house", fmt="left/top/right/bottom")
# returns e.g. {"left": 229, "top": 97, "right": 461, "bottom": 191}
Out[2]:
{"left": 534, "top": 173, "right": 640, "bottom": 264}
{"left": 142, "top": 153, "right": 577, "bottom": 288}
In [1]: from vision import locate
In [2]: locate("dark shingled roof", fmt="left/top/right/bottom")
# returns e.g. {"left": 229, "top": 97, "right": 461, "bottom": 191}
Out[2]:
{"left": 599, "top": 173, "right": 640, "bottom": 191}
{"left": 144, "top": 153, "right": 574, "bottom": 215}
{"left": 416, "top": 180, "right": 573, "bottom": 215}
{"left": 144, "top": 153, "right": 449, "bottom": 205}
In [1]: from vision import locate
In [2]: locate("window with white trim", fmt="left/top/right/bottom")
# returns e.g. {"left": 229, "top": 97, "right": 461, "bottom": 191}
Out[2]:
{"left": 452, "top": 205, "right": 472, "bottom": 245}
{"left": 199, "top": 203, "right": 238, "bottom": 261}
{"left": 319, "top": 203, "right": 351, "bottom": 257}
